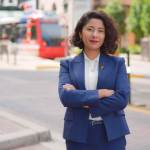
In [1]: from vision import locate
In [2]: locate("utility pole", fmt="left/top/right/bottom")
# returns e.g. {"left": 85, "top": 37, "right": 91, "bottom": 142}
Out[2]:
{"left": 126, "top": 50, "right": 131, "bottom": 104}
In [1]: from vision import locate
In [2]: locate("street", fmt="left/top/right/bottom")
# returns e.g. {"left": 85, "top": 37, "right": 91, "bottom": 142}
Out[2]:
{"left": 126, "top": 108, "right": 150, "bottom": 150}
{"left": 131, "top": 77, "right": 150, "bottom": 106}
{"left": 0, "top": 69, "right": 65, "bottom": 134}
{"left": 0, "top": 69, "right": 150, "bottom": 149}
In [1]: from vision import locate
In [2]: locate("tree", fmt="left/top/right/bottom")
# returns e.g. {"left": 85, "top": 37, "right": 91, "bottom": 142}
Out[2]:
{"left": 140, "top": 1, "right": 150, "bottom": 37}
{"left": 104, "top": 0, "right": 126, "bottom": 35}
{"left": 127, "top": 0, "right": 150, "bottom": 41}
{"left": 127, "top": 0, "right": 143, "bottom": 42}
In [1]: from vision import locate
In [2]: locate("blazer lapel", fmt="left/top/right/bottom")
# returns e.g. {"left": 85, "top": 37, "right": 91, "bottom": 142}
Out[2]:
{"left": 96, "top": 54, "right": 106, "bottom": 89}
{"left": 72, "top": 52, "right": 86, "bottom": 90}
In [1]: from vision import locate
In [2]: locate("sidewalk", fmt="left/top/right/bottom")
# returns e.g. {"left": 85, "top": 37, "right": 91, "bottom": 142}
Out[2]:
{"left": 0, "top": 54, "right": 60, "bottom": 71}
{"left": 1, "top": 53, "right": 150, "bottom": 78}
{"left": 127, "top": 54, "right": 150, "bottom": 78}
{"left": 0, "top": 110, "right": 52, "bottom": 150}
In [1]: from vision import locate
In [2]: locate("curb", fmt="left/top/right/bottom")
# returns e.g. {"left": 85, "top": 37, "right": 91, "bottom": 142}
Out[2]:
{"left": 127, "top": 104, "right": 150, "bottom": 115}
{"left": 130, "top": 74, "right": 150, "bottom": 79}
{"left": 130, "top": 74, "right": 145, "bottom": 78}
{"left": 36, "top": 60, "right": 60, "bottom": 71}
{"left": 0, "top": 110, "right": 51, "bottom": 150}
{"left": 36, "top": 64, "right": 60, "bottom": 70}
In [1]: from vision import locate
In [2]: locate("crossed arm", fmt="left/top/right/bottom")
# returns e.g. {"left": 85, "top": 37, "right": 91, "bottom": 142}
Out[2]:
{"left": 58, "top": 58, "right": 130, "bottom": 116}
{"left": 63, "top": 83, "right": 114, "bottom": 108}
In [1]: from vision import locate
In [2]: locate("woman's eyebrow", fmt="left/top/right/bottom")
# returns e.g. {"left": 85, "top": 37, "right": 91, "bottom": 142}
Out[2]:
{"left": 87, "top": 25, "right": 104, "bottom": 29}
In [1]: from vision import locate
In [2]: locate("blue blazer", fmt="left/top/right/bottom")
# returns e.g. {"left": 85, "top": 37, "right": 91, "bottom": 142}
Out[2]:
{"left": 58, "top": 52, "right": 130, "bottom": 143}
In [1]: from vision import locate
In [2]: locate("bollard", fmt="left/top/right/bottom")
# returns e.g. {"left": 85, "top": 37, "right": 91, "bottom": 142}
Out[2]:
{"left": 126, "top": 50, "right": 131, "bottom": 104}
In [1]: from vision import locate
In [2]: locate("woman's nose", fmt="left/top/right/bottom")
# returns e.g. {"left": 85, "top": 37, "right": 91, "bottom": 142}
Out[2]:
{"left": 92, "top": 30, "right": 98, "bottom": 37}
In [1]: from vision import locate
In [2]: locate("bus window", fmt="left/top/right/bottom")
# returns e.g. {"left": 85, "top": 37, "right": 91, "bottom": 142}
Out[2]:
{"left": 40, "top": 22, "right": 66, "bottom": 46}
{"left": 18, "top": 24, "right": 26, "bottom": 41}
{"left": 31, "top": 26, "right": 37, "bottom": 39}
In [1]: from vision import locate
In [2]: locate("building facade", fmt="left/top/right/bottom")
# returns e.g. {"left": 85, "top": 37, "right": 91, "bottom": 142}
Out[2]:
{"left": 39, "top": 0, "right": 92, "bottom": 35}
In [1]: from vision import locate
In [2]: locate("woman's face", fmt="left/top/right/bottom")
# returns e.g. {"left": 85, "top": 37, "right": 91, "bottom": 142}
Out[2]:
{"left": 80, "top": 18, "right": 105, "bottom": 52}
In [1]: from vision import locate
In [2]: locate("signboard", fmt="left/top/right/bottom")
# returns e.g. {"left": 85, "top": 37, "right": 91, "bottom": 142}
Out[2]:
{"left": 0, "top": 10, "right": 23, "bottom": 24}
{"left": 0, "top": 0, "right": 37, "bottom": 10}
{"left": 0, "top": 0, "right": 18, "bottom": 10}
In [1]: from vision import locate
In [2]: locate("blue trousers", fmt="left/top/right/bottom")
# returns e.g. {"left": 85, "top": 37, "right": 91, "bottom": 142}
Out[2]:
{"left": 66, "top": 121, "right": 126, "bottom": 150}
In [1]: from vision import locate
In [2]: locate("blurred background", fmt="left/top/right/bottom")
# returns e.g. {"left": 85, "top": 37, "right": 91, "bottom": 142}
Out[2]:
{"left": 1, "top": 0, "right": 150, "bottom": 59}
{"left": 0, "top": 0, "right": 150, "bottom": 150}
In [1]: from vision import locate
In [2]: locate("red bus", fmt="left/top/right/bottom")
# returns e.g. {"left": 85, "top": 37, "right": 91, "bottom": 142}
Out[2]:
{"left": 24, "top": 15, "right": 68, "bottom": 59}
{"left": 0, "top": 11, "right": 68, "bottom": 59}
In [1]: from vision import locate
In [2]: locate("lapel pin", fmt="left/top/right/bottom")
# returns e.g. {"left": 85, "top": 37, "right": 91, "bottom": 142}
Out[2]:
{"left": 100, "top": 64, "right": 104, "bottom": 70}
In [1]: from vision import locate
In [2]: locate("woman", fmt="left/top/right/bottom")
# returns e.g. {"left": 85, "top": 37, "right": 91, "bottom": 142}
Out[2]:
{"left": 58, "top": 11, "right": 130, "bottom": 150}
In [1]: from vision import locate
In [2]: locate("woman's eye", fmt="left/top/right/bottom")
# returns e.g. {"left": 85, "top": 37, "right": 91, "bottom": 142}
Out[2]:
{"left": 98, "top": 30, "right": 104, "bottom": 33}
{"left": 87, "top": 28, "right": 93, "bottom": 31}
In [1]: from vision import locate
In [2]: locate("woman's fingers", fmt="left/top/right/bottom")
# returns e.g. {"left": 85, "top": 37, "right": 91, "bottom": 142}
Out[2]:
{"left": 98, "top": 89, "right": 115, "bottom": 98}
{"left": 63, "top": 84, "right": 76, "bottom": 91}
{"left": 83, "top": 105, "right": 89, "bottom": 109}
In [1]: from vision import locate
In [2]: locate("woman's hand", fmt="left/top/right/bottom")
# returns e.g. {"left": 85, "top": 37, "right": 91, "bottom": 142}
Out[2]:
{"left": 63, "top": 84, "right": 76, "bottom": 91}
{"left": 63, "top": 84, "right": 89, "bottom": 109}
{"left": 98, "top": 89, "right": 114, "bottom": 98}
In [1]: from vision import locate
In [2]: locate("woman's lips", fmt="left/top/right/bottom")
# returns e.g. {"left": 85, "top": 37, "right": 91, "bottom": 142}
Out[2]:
{"left": 90, "top": 40, "right": 99, "bottom": 43}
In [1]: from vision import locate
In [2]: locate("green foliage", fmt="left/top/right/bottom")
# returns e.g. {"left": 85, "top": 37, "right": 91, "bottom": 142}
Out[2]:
{"left": 104, "top": 0, "right": 126, "bottom": 35}
{"left": 140, "top": 3, "right": 150, "bottom": 36}
{"left": 128, "top": 44, "right": 141, "bottom": 54}
{"left": 127, "top": 0, "right": 143, "bottom": 41}
{"left": 119, "top": 47, "right": 128, "bottom": 53}
{"left": 119, "top": 44, "right": 141, "bottom": 54}
{"left": 127, "top": 0, "right": 150, "bottom": 41}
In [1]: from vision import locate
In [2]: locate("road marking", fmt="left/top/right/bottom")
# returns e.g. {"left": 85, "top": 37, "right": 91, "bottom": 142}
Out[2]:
{"left": 36, "top": 65, "right": 60, "bottom": 70}
{"left": 127, "top": 105, "right": 150, "bottom": 115}
{"left": 130, "top": 74, "right": 145, "bottom": 78}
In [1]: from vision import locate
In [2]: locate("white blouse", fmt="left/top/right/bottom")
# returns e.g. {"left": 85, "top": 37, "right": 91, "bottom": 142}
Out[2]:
{"left": 84, "top": 53, "right": 102, "bottom": 121}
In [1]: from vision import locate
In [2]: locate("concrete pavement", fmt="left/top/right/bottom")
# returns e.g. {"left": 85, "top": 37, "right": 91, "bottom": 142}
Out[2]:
{"left": 0, "top": 109, "right": 67, "bottom": 150}
{"left": 0, "top": 110, "right": 51, "bottom": 150}
{"left": 127, "top": 54, "right": 150, "bottom": 78}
